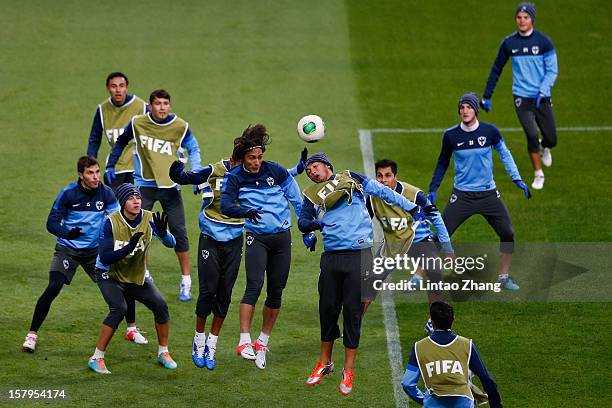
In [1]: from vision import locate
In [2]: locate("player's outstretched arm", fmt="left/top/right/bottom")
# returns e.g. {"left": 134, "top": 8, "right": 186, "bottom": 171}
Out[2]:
{"left": 401, "top": 347, "right": 425, "bottom": 405}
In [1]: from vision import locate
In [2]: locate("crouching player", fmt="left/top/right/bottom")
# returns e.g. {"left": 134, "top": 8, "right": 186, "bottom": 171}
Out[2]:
{"left": 365, "top": 159, "right": 453, "bottom": 332}
{"left": 298, "top": 153, "right": 425, "bottom": 395}
{"left": 88, "top": 183, "right": 177, "bottom": 374}
{"left": 169, "top": 158, "right": 244, "bottom": 370}
{"left": 402, "top": 301, "right": 503, "bottom": 407}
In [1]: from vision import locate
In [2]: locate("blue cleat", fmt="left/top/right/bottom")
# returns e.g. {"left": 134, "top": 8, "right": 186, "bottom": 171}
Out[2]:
{"left": 88, "top": 357, "right": 111, "bottom": 374}
{"left": 424, "top": 318, "right": 434, "bottom": 334}
{"left": 496, "top": 276, "right": 520, "bottom": 291}
{"left": 204, "top": 345, "right": 216, "bottom": 370}
{"left": 192, "top": 339, "right": 205, "bottom": 368}
{"left": 179, "top": 283, "right": 192, "bottom": 302}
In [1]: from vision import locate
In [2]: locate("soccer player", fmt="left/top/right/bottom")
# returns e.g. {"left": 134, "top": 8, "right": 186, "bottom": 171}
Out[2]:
{"left": 220, "top": 124, "right": 302, "bottom": 370}
{"left": 428, "top": 92, "right": 531, "bottom": 291}
{"left": 401, "top": 301, "right": 503, "bottom": 407}
{"left": 86, "top": 72, "right": 147, "bottom": 191}
{"left": 105, "top": 89, "right": 202, "bottom": 302}
{"left": 88, "top": 184, "right": 177, "bottom": 374}
{"left": 480, "top": 2, "right": 558, "bottom": 190}
{"left": 365, "top": 159, "right": 453, "bottom": 331}
{"left": 169, "top": 157, "right": 244, "bottom": 370}
{"left": 299, "top": 152, "right": 425, "bottom": 395}
{"left": 21, "top": 156, "right": 149, "bottom": 352}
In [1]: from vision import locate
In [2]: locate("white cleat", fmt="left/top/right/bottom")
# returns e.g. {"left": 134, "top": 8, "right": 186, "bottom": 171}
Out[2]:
{"left": 236, "top": 342, "right": 256, "bottom": 360}
{"left": 22, "top": 333, "right": 37, "bottom": 352}
{"left": 541, "top": 147, "right": 552, "bottom": 167}
{"left": 254, "top": 340, "right": 268, "bottom": 369}
{"left": 125, "top": 328, "right": 148, "bottom": 344}
{"left": 531, "top": 174, "right": 545, "bottom": 190}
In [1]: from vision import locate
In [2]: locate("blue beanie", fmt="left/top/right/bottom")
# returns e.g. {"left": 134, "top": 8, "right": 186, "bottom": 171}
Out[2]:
{"left": 516, "top": 2, "right": 536, "bottom": 21}
{"left": 115, "top": 183, "right": 141, "bottom": 207}
{"left": 458, "top": 92, "right": 480, "bottom": 115}
{"left": 305, "top": 152, "right": 334, "bottom": 172}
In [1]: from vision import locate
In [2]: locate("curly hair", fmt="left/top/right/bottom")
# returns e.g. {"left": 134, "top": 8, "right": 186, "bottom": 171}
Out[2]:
{"left": 232, "top": 124, "right": 271, "bottom": 161}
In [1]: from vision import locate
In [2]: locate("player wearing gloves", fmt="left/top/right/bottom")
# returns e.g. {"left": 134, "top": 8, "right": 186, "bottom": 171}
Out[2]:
{"left": 402, "top": 301, "right": 503, "bottom": 408}
{"left": 299, "top": 152, "right": 423, "bottom": 395}
{"left": 428, "top": 93, "right": 530, "bottom": 291}
{"left": 480, "top": 2, "right": 558, "bottom": 190}
{"left": 220, "top": 125, "right": 302, "bottom": 370}
{"left": 88, "top": 183, "right": 177, "bottom": 374}
{"left": 104, "top": 89, "right": 202, "bottom": 302}
{"left": 22, "top": 156, "right": 146, "bottom": 352}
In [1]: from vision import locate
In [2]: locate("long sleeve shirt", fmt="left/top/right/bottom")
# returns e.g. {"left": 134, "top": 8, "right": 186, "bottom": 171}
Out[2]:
{"left": 402, "top": 330, "right": 502, "bottom": 408}
{"left": 483, "top": 30, "right": 558, "bottom": 99}
{"left": 429, "top": 121, "right": 521, "bottom": 193}
{"left": 220, "top": 161, "right": 302, "bottom": 235}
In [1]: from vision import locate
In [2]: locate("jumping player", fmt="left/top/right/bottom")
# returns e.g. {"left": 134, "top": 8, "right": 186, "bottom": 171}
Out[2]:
{"left": 299, "top": 152, "right": 425, "bottom": 395}
{"left": 220, "top": 124, "right": 302, "bottom": 370}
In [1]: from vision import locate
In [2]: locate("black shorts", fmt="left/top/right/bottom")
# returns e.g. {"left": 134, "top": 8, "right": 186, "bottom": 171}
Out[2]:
{"left": 196, "top": 233, "right": 243, "bottom": 318}
{"left": 96, "top": 270, "right": 169, "bottom": 330}
{"left": 140, "top": 187, "right": 189, "bottom": 252}
{"left": 241, "top": 230, "right": 292, "bottom": 309}
{"left": 514, "top": 95, "right": 557, "bottom": 153}
{"left": 49, "top": 244, "right": 98, "bottom": 284}
{"left": 443, "top": 188, "right": 514, "bottom": 254}
{"left": 319, "top": 249, "right": 371, "bottom": 349}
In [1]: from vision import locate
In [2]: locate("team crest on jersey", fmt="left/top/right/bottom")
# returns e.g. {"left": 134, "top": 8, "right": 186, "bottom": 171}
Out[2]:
{"left": 62, "top": 259, "right": 70, "bottom": 270}
{"left": 96, "top": 201, "right": 104, "bottom": 210}
{"left": 246, "top": 235, "right": 254, "bottom": 246}
{"left": 478, "top": 136, "right": 486, "bottom": 147}
{"left": 101, "top": 272, "right": 109, "bottom": 280}
{"left": 449, "top": 193, "right": 458, "bottom": 204}
{"left": 515, "top": 97, "right": 522, "bottom": 107}
{"left": 201, "top": 249, "right": 209, "bottom": 259}
{"left": 532, "top": 45, "right": 539, "bottom": 55}
{"left": 266, "top": 177, "right": 275, "bottom": 186}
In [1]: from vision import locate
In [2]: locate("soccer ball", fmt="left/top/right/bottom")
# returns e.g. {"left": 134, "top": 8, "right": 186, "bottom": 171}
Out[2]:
{"left": 297, "top": 114, "right": 325, "bottom": 143}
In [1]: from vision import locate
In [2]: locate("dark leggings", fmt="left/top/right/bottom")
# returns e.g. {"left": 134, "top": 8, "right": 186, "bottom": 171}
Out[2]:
{"left": 29, "top": 271, "right": 136, "bottom": 332}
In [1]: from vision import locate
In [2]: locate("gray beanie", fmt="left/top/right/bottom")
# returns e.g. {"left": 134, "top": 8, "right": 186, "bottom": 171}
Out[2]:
{"left": 115, "top": 183, "right": 141, "bottom": 207}
{"left": 458, "top": 92, "right": 480, "bottom": 115}
{"left": 305, "top": 152, "right": 334, "bottom": 172}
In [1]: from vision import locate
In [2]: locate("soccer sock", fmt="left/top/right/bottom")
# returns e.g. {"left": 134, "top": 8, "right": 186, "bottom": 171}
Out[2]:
{"left": 535, "top": 169, "right": 544, "bottom": 177}
{"left": 498, "top": 273, "right": 509, "bottom": 279}
{"left": 239, "top": 332, "right": 252, "bottom": 345}
{"left": 92, "top": 348, "right": 105, "bottom": 359}
{"left": 257, "top": 332, "right": 270, "bottom": 347}
{"left": 127, "top": 326, "right": 137, "bottom": 333}
{"left": 207, "top": 334, "right": 218, "bottom": 349}
{"left": 411, "top": 274, "right": 423, "bottom": 281}
{"left": 158, "top": 345, "right": 169, "bottom": 355}
{"left": 181, "top": 275, "right": 192, "bottom": 286}
{"left": 194, "top": 331, "right": 206, "bottom": 345}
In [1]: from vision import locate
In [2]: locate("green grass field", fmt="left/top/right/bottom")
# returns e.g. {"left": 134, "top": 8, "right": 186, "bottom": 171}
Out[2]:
{"left": 1, "top": 1, "right": 611, "bottom": 406}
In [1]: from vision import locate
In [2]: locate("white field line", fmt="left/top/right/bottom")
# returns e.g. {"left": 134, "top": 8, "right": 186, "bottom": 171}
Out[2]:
{"left": 364, "top": 126, "right": 612, "bottom": 134}
{"left": 358, "top": 124, "right": 612, "bottom": 408}
{"left": 359, "top": 129, "right": 409, "bottom": 408}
